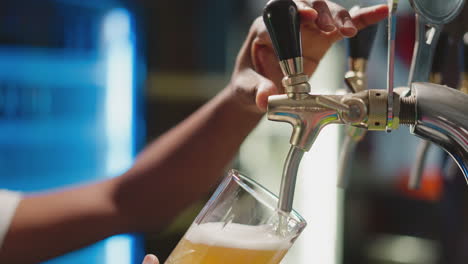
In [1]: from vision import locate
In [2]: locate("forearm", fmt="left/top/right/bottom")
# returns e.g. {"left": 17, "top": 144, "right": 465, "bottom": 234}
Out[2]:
{"left": 114, "top": 87, "right": 263, "bottom": 231}
{"left": 0, "top": 180, "right": 126, "bottom": 264}
{"left": 0, "top": 86, "right": 262, "bottom": 264}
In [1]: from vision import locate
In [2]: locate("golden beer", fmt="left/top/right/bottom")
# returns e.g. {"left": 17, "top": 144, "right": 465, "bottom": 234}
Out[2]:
{"left": 164, "top": 171, "right": 306, "bottom": 264}
{"left": 165, "top": 222, "right": 291, "bottom": 264}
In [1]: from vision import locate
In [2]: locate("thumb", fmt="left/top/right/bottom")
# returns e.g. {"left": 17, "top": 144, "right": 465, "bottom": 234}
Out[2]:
{"left": 143, "top": 254, "right": 159, "bottom": 264}
{"left": 255, "top": 73, "right": 279, "bottom": 112}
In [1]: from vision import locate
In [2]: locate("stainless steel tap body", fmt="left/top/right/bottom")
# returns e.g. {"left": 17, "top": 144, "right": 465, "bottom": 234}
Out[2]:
{"left": 267, "top": 89, "right": 390, "bottom": 151}
{"left": 267, "top": 83, "right": 468, "bottom": 183}
{"left": 267, "top": 93, "right": 343, "bottom": 151}
{"left": 411, "top": 82, "right": 468, "bottom": 179}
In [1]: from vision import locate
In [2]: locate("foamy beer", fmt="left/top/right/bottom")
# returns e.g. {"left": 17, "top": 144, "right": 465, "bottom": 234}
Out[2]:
{"left": 165, "top": 170, "right": 306, "bottom": 264}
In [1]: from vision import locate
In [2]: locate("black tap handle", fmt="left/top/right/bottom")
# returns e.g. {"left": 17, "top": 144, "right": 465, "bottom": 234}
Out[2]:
{"left": 263, "top": 0, "right": 302, "bottom": 61}
{"left": 432, "top": 32, "right": 450, "bottom": 74}
{"left": 349, "top": 24, "right": 378, "bottom": 60}
{"left": 463, "top": 33, "right": 468, "bottom": 73}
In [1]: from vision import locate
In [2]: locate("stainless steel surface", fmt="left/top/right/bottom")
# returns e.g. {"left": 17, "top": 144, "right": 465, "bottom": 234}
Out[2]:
{"left": 268, "top": 90, "right": 400, "bottom": 150}
{"left": 411, "top": 82, "right": 468, "bottom": 181}
{"left": 410, "top": 140, "right": 432, "bottom": 189}
{"left": 282, "top": 74, "right": 309, "bottom": 86}
{"left": 345, "top": 72, "right": 364, "bottom": 94}
{"left": 409, "top": 70, "right": 445, "bottom": 189}
{"left": 337, "top": 135, "right": 359, "bottom": 188}
{"left": 278, "top": 146, "right": 305, "bottom": 213}
{"left": 386, "top": 0, "right": 399, "bottom": 131}
{"left": 407, "top": 0, "right": 464, "bottom": 189}
{"left": 282, "top": 74, "right": 311, "bottom": 94}
{"left": 341, "top": 97, "right": 368, "bottom": 124}
{"left": 345, "top": 58, "right": 368, "bottom": 94}
{"left": 279, "top": 57, "right": 304, "bottom": 76}
{"left": 368, "top": 90, "right": 392, "bottom": 131}
{"left": 408, "top": 0, "right": 464, "bottom": 84}
{"left": 407, "top": 15, "right": 442, "bottom": 84}
{"left": 410, "top": 0, "right": 465, "bottom": 25}
{"left": 316, "top": 95, "right": 351, "bottom": 113}
{"left": 267, "top": 94, "right": 343, "bottom": 151}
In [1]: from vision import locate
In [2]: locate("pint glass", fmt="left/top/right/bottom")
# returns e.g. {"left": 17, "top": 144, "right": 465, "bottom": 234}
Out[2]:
{"left": 165, "top": 170, "right": 307, "bottom": 264}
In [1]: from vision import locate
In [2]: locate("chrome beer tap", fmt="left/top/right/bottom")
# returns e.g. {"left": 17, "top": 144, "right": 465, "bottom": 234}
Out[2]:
{"left": 263, "top": 0, "right": 468, "bottom": 213}
{"left": 409, "top": 0, "right": 466, "bottom": 189}
{"left": 409, "top": 32, "right": 450, "bottom": 189}
{"left": 407, "top": 83, "right": 468, "bottom": 179}
{"left": 263, "top": 0, "right": 309, "bottom": 214}
{"left": 263, "top": 0, "right": 393, "bottom": 212}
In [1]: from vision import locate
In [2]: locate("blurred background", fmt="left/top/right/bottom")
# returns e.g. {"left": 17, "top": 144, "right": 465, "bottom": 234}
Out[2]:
{"left": 1, "top": 0, "right": 468, "bottom": 263}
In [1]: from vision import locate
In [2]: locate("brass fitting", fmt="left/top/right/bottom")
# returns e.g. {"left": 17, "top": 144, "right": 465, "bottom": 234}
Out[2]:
{"left": 460, "top": 73, "right": 468, "bottom": 94}
{"left": 344, "top": 58, "right": 368, "bottom": 93}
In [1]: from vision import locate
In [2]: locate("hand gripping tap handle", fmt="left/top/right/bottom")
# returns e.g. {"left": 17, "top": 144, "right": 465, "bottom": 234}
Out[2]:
{"left": 263, "top": 0, "right": 304, "bottom": 76}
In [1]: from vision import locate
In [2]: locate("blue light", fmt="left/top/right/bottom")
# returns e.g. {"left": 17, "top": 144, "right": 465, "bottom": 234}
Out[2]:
{"left": 105, "top": 234, "right": 134, "bottom": 264}
{"left": 0, "top": 4, "right": 144, "bottom": 263}
{"left": 103, "top": 8, "right": 135, "bottom": 177}
{"left": 101, "top": 8, "right": 140, "bottom": 264}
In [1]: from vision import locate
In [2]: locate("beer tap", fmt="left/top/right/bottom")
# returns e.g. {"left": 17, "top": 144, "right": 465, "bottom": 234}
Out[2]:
{"left": 409, "top": 33, "right": 450, "bottom": 189}
{"left": 263, "top": 0, "right": 308, "bottom": 214}
{"left": 409, "top": 0, "right": 466, "bottom": 189}
{"left": 263, "top": 0, "right": 392, "bottom": 213}
{"left": 338, "top": 23, "right": 378, "bottom": 188}
{"left": 408, "top": 83, "right": 468, "bottom": 180}
{"left": 263, "top": 0, "right": 468, "bottom": 213}
{"left": 397, "top": 13, "right": 468, "bottom": 181}
{"left": 440, "top": 32, "right": 468, "bottom": 178}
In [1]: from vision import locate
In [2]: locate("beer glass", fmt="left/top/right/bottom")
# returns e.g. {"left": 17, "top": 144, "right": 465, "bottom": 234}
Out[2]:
{"left": 165, "top": 170, "right": 307, "bottom": 264}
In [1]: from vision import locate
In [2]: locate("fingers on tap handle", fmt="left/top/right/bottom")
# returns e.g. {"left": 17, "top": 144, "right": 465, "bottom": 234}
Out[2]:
{"left": 263, "top": 0, "right": 302, "bottom": 61}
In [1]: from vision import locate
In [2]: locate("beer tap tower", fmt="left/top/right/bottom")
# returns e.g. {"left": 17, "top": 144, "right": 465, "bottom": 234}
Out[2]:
{"left": 263, "top": 0, "right": 468, "bottom": 213}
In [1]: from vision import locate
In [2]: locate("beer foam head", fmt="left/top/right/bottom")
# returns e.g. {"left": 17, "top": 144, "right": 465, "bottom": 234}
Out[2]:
{"left": 185, "top": 222, "right": 292, "bottom": 250}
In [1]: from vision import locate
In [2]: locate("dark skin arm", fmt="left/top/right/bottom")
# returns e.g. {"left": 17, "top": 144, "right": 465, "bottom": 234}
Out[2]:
{"left": 0, "top": 2, "right": 388, "bottom": 263}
